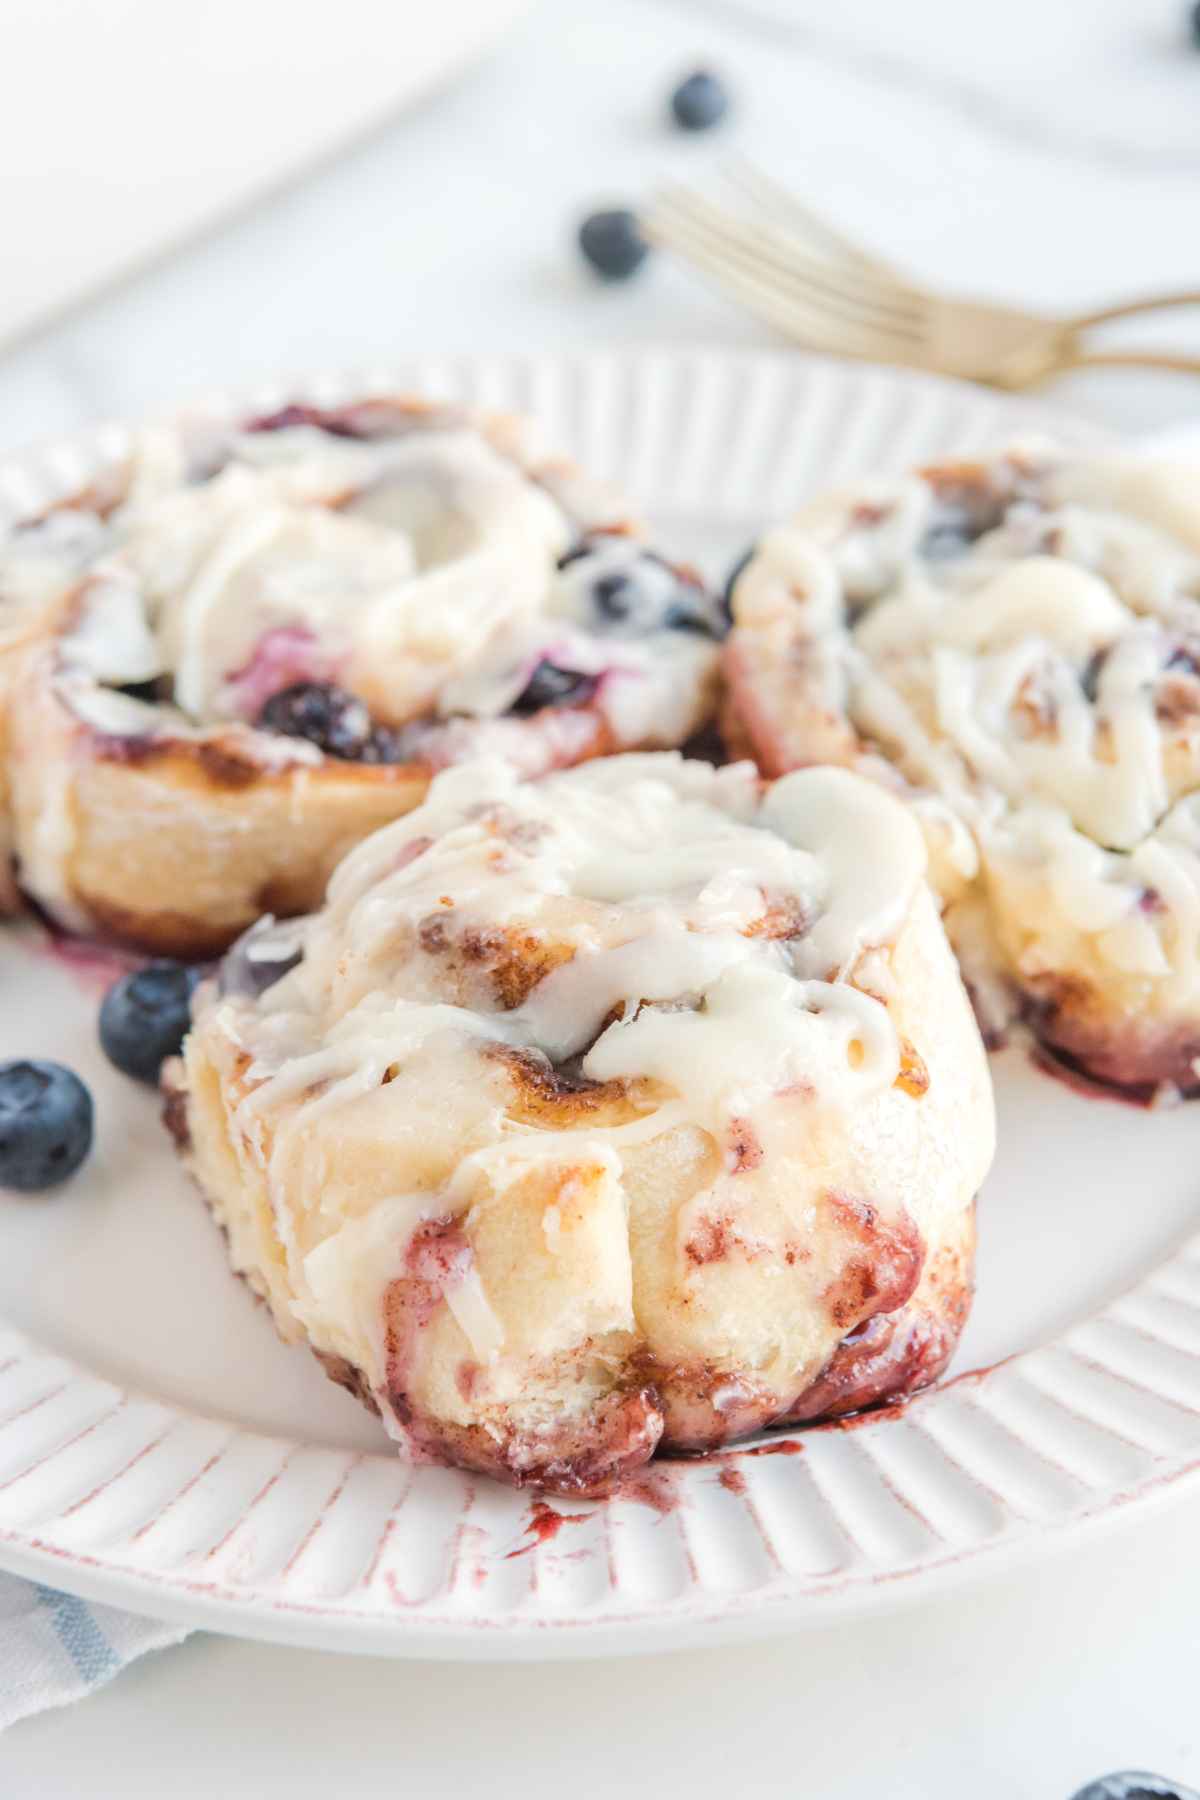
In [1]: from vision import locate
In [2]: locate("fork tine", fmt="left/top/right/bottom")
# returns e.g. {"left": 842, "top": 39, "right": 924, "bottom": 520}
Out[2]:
{"left": 663, "top": 183, "right": 916, "bottom": 314}
{"left": 650, "top": 191, "right": 925, "bottom": 355}
{"left": 648, "top": 205, "right": 915, "bottom": 357}
{"left": 657, "top": 187, "right": 924, "bottom": 339}
{"left": 646, "top": 205, "right": 922, "bottom": 363}
{"left": 722, "top": 159, "right": 906, "bottom": 283}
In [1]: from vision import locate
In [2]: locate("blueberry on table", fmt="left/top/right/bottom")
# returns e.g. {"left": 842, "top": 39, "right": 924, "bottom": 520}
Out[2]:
{"left": 578, "top": 210, "right": 649, "bottom": 281}
{"left": 670, "top": 70, "right": 730, "bottom": 132}
{"left": 99, "top": 961, "right": 201, "bottom": 1084}
{"left": 0, "top": 1061, "right": 93, "bottom": 1192}
{"left": 1070, "top": 1774, "right": 1199, "bottom": 1800}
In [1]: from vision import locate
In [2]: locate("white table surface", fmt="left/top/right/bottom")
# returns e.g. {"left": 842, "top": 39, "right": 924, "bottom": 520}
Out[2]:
{"left": 3, "top": 1, "right": 1200, "bottom": 1792}
{"left": 0, "top": 0, "right": 533, "bottom": 347}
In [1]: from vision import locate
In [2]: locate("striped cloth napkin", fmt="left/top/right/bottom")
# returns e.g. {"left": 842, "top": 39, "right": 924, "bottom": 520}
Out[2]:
{"left": 0, "top": 1572, "right": 186, "bottom": 1730}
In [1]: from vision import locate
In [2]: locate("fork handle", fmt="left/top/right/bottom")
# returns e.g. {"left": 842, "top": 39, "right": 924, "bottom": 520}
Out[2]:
{"left": 1069, "top": 290, "right": 1200, "bottom": 330}
{"left": 1055, "top": 346, "right": 1200, "bottom": 378}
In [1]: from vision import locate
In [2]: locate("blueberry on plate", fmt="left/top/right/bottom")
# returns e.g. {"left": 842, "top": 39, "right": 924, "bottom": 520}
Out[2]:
{"left": 0, "top": 1061, "right": 93, "bottom": 1192}
{"left": 578, "top": 210, "right": 649, "bottom": 281}
{"left": 100, "top": 961, "right": 202, "bottom": 1084}
{"left": 670, "top": 70, "right": 730, "bottom": 132}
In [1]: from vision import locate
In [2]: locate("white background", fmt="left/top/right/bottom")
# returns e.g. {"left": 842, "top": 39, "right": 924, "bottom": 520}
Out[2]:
{"left": 3, "top": 1, "right": 1200, "bottom": 1792}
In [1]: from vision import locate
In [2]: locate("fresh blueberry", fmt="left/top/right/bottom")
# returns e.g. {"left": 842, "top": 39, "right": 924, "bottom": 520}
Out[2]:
{"left": 1190, "top": 1, "right": 1200, "bottom": 48}
{"left": 99, "top": 962, "right": 202, "bottom": 1084}
{"left": 1069, "top": 1774, "right": 1198, "bottom": 1800}
{"left": 0, "top": 1061, "right": 93, "bottom": 1192}
{"left": 510, "top": 661, "right": 598, "bottom": 715}
{"left": 670, "top": 70, "right": 730, "bottom": 132}
{"left": 578, "top": 210, "right": 649, "bottom": 281}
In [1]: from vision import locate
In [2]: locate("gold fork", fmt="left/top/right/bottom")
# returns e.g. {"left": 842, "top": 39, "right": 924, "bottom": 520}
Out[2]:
{"left": 644, "top": 163, "right": 1200, "bottom": 389}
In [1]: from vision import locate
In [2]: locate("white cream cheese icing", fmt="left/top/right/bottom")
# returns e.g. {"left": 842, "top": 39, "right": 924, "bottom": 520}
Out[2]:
{"left": 17, "top": 412, "right": 721, "bottom": 747}
{"left": 1, "top": 401, "right": 724, "bottom": 923}
{"left": 200, "top": 752, "right": 938, "bottom": 1378}
{"left": 734, "top": 447, "right": 1200, "bottom": 1012}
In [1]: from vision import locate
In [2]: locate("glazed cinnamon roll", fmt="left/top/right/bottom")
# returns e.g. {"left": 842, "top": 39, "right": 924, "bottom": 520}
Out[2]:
{"left": 724, "top": 444, "right": 1200, "bottom": 1098}
{"left": 167, "top": 752, "right": 993, "bottom": 1495}
{"left": 1, "top": 399, "right": 724, "bottom": 955}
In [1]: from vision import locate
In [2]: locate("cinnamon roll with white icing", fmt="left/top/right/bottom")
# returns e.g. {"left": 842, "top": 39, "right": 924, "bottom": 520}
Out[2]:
{"left": 0, "top": 398, "right": 723, "bottom": 955}
{"left": 167, "top": 752, "right": 993, "bottom": 1494}
{"left": 724, "top": 445, "right": 1200, "bottom": 1098}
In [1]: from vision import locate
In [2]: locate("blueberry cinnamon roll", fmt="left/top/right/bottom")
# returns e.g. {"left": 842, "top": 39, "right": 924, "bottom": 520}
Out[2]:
{"left": 724, "top": 444, "right": 1200, "bottom": 1098}
{"left": 2, "top": 398, "right": 724, "bottom": 954}
{"left": 167, "top": 752, "right": 993, "bottom": 1495}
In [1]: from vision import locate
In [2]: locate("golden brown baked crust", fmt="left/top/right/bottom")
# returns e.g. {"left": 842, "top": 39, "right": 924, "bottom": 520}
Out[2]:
{"left": 165, "top": 1054, "right": 976, "bottom": 1493}
{"left": 8, "top": 633, "right": 431, "bottom": 955}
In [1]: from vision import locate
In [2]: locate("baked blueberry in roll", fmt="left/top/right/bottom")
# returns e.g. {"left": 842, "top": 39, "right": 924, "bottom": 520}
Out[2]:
{"left": 724, "top": 445, "right": 1200, "bottom": 1098}
{"left": 1, "top": 398, "right": 724, "bottom": 955}
{"left": 166, "top": 751, "right": 993, "bottom": 1495}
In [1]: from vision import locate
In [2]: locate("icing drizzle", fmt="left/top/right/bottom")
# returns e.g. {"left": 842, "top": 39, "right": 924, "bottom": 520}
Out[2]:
{"left": 733, "top": 448, "right": 1200, "bottom": 1003}
{"left": 201, "top": 752, "right": 931, "bottom": 1370}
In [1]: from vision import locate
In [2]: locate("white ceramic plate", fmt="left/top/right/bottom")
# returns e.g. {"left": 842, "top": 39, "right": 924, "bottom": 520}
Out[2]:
{"left": 0, "top": 349, "right": 1196, "bottom": 1661}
